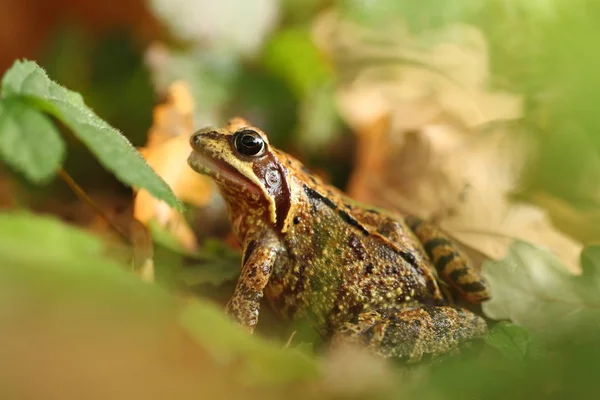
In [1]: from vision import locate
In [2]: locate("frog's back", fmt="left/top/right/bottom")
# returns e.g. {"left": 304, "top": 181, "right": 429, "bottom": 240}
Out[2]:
{"left": 270, "top": 172, "right": 445, "bottom": 334}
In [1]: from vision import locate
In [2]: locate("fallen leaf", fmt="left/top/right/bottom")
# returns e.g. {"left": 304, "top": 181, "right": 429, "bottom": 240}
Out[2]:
{"left": 134, "top": 81, "right": 221, "bottom": 251}
{"left": 482, "top": 241, "right": 600, "bottom": 342}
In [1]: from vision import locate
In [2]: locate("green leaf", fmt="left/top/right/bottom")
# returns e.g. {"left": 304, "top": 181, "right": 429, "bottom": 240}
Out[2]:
{"left": 482, "top": 241, "right": 598, "bottom": 342}
{"left": 485, "top": 322, "right": 545, "bottom": 362}
{"left": 0, "top": 60, "right": 181, "bottom": 210}
{"left": 0, "top": 211, "right": 172, "bottom": 303}
{"left": 180, "top": 302, "right": 319, "bottom": 385}
{"left": 0, "top": 98, "right": 64, "bottom": 182}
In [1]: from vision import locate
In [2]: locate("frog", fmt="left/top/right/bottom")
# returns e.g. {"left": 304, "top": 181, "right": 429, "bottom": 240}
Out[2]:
{"left": 187, "top": 117, "right": 490, "bottom": 363}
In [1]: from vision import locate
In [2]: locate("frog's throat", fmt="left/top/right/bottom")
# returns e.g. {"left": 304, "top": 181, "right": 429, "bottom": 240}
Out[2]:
{"left": 187, "top": 150, "right": 278, "bottom": 226}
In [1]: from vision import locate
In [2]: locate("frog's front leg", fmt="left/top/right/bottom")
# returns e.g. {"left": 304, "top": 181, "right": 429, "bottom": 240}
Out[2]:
{"left": 331, "top": 306, "right": 487, "bottom": 363}
{"left": 226, "top": 238, "right": 277, "bottom": 333}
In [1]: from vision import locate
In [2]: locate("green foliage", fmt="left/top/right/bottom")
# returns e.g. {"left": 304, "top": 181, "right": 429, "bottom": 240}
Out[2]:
{"left": 0, "top": 211, "right": 318, "bottom": 390}
{"left": 482, "top": 241, "right": 600, "bottom": 343}
{"left": 0, "top": 98, "right": 64, "bottom": 183}
{"left": 263, "top": 28, "right": 341, "bottom": 149}
{"left": 181, "top": 303, "right": 319, "bottom": 385}
{"left": 0, "top": 60, "right": 181, "bottom": 210}
{"left": 484, "top": 322, "right": 545, "bottom": 362}
{"left": 263, "top": 28, "right": 332, "bottom": 98}
{"left": 0, "top": 211, "right": 166, "bottom": 296}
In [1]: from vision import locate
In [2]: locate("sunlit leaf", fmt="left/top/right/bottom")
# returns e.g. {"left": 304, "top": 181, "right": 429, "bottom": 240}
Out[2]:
{"left": 482, "top": 241, "right": 598, "bottom": 342}
{"left": 0, "top": 98, "right": 64, "bottom": 183}
{"left": 0, "top": 60, "right": 181, "bottom": 210}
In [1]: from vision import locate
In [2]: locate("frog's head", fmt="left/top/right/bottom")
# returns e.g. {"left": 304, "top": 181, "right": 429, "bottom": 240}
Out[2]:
{"left": 188, "top": 118, "right": 292, "bottom": 230}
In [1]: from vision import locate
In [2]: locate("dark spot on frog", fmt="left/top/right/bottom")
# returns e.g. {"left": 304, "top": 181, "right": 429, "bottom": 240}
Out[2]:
{"left": 425, "top": 277, "right": 439, "bottom": 299}
{"left": 348, "top": 234, "right": 366, "bottom": 260}
{"left": 243, "top": 240, "right": 257, "bottom": 266}
{"left": 366, "top": 208, "right": 380, "bottom": 214}
{"left": 364, "top": 263, "right": 374, "bottom": 274}
{"left": 348, "top": 303, "right": 365, "bottom": 320}
{"left": 423, "top": 238, "right": 452, "bottom": 256}
{"left": 303, "top": 185, "right": 337, "bottom": 210}
{"left": 384, "top": 265, "right": 399, "bottom": 276}
{"left": 338, "top": 209, "right": 370, "bottom": 236}
{"left": 399, "top": 251, "right": 418, "bottom": 268}
{"left": 460, "top": 281, "right": 487, "bottom": 294}
{"left": 437, "top": 252, "right": 460, "bottom": 273}
{"left": 293, "top": 215, "right": 301, "bottom": 225}
{"left": 449, "top": 267, "right": 468, "bottom": 281}
{"left": 362, "top": 286, "right": 372, "bottom": 297}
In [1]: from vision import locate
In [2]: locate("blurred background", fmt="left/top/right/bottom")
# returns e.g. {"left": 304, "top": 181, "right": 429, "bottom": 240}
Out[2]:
{"left": 3, "top": 1, "right": 600, "bottom": 398}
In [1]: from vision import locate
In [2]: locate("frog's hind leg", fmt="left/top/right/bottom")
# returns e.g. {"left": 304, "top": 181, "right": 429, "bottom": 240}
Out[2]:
{"left": 331, "top": 306, "right": 486, "bottom": 363}
{"left": 405, "top": 216, "right": 489, "bottom": 303}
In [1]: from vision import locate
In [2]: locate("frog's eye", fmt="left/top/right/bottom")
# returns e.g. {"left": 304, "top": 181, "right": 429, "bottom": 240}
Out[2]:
{"left": 233, "top": 129, "right": 266, "bottom": 157}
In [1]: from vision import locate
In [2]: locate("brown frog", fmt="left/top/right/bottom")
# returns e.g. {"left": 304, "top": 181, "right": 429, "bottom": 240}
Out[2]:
{"left": 187, "top": 118, "right": 489, "bottom": 362}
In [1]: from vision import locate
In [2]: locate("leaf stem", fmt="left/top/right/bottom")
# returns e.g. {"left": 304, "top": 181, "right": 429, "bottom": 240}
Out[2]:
{"left": 58, "top": 168, "right": 131, "bottom": 244}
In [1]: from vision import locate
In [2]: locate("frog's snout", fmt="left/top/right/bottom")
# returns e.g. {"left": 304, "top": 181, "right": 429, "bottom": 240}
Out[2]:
{"left": 189, "top": 127, "right": 230, "bottom": 152}
{"left": 189, "top": 130, "right": 207, "bottom": 152}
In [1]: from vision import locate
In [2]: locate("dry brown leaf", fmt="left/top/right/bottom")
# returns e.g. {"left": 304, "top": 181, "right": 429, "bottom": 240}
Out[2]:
{"left": 134, "top": 80, "right": 218, "bottom": 251}
{"left": 315, "top": 11, "right": 582, "bottom": 272}
{"left": 313, "top": 10, "right": 522, "bottom": 132}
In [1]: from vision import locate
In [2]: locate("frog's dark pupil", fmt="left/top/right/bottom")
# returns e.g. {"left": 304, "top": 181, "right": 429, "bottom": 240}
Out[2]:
{"left": 235, "top": 131, "right": 264, "bottom": 156}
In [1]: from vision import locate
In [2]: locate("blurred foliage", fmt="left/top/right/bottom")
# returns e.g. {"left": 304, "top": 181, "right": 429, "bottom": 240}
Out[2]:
{"left": 149, "top": 219, "right": 240, "bottom": 289}
{"left": 2, "top": 0, "right": 600, "bottom": 398}
{"left": 42, "top": 28, "right": 155, "bottom": 146}
{"left": 0, "top": 60, "right": 180, "bottom": 209}
{"left": 3, "top": 211, "right": 600, "bottom": 399}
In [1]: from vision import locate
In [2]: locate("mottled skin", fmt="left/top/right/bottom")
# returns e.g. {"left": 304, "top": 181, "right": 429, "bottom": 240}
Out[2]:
{"left": 187, "top": 118, "right": 490, "bottom": 362}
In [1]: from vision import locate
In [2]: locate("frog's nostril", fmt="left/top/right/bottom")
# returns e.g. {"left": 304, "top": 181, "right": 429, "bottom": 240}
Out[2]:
{"left": 190, "top": 133, "right": 202, "bottom": 147}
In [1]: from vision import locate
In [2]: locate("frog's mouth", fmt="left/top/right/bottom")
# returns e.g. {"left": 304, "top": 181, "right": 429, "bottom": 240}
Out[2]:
{"left": 187, "top": 150, "right": 260, "bottom": 194}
